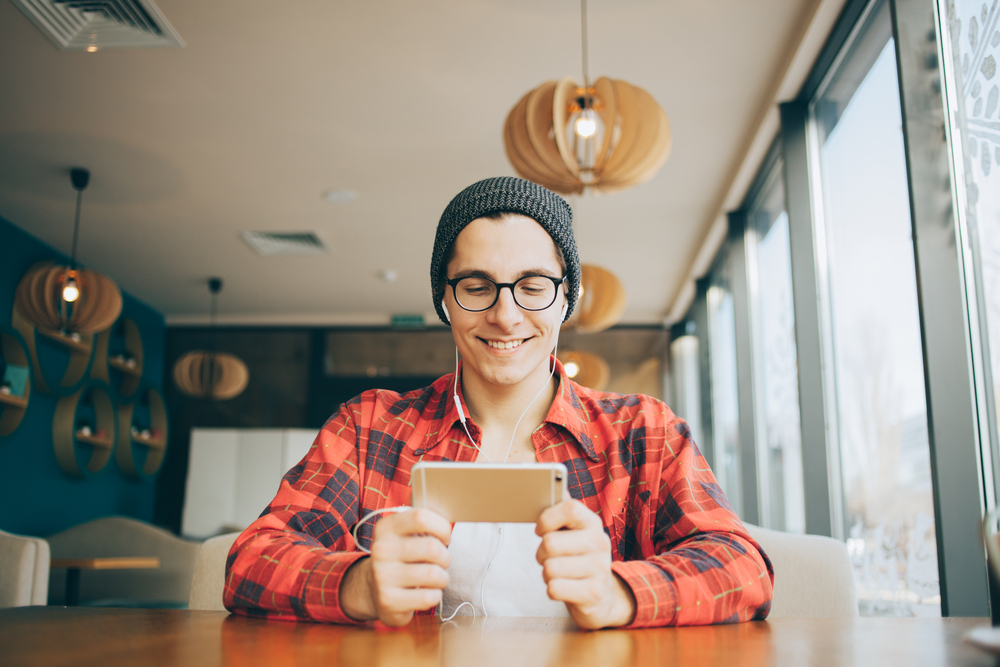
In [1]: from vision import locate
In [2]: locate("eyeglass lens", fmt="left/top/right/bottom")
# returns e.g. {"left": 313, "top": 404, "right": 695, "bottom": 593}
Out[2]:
{"left": 453, "top": 276, "right": 559, "bottom": 311}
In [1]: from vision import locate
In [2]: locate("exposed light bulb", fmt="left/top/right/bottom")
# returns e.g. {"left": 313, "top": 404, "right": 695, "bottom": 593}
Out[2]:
{"left": 565, "top": 361, "right": 580, "bottom": 378}
{"left": 574, "top": 109, "right": 597, "bottom": 138}
{"left": 62, "top": 277, "right": 80, "bottom": 302}
{"left": 86, "top": 45, "right": 98, "bottom": 53}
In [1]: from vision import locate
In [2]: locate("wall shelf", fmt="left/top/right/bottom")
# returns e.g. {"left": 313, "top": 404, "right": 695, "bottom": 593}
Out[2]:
{"left": 0, "top": 393, "right": 29, "bottom": 409}
{"left": 38, "top": 328, "right": 91, "bottom": 355}
{"left": 75, "top": 432, "right": 113, "bottom": 449}
{"left": 0, "top": 328, "right": 31, "bottom": 436}
{"left": 109, "top": 358, "right": 141, "bottom": 377}
{"left": 116, "top": 386, "right": 168, "bottom": 480}
{"left": 53, "top": 380, "right": 116, "bottom": 477}
{"left": 132, "top": 434, "right": 165, "bottom": 450}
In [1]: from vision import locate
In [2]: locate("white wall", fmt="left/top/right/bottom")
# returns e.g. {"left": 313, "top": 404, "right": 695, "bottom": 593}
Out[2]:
{"left": 182, "top": 428, "right": 318, "bottom": 539}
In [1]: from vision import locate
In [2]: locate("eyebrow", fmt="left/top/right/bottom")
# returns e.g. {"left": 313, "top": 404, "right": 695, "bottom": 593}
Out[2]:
{"left": 449, "top": 268, "right": 563, "bottom": 281}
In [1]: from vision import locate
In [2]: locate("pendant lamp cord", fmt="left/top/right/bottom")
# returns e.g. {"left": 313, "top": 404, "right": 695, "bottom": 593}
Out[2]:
{"left": 70, "top": 189, "right": 82, "bottom": 267}
{"left": 206, "top": 282, "right": 219, "bottom": 398}
{"left": 580, "top": 0, "right": 590, "bottom": 93}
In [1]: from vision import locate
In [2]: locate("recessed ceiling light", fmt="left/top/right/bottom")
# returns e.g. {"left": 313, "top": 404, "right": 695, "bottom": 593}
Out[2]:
{"left": 322, "top": 188, "right": 358, "bottom": 204}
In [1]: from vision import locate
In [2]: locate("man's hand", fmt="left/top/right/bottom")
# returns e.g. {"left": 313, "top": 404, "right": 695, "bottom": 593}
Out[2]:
{"left": 340, "top": 508, "right": 452, "bottom": 626}
{"left": 535, "top": 499, "right": 636, "bottom": 629}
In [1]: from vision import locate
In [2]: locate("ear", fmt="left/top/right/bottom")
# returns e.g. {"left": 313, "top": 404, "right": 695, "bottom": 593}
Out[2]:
{"left": 560, "top": 302, "right": 568, "bottom": 321}
{"left": 442, "top": 300, "right": 451, "bottom": 323}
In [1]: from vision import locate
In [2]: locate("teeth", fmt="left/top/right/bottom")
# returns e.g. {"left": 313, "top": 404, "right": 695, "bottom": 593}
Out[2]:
{"left": 487, "top": 339, "right": 524, "bottom": 350}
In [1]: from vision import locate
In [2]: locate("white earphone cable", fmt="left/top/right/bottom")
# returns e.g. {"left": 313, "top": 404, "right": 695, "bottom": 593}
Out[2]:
{"left": 439, "top": 296, "right": 566, "bottom": 619}
{"left": 351, "top": 506, "right": 411, "bottom": 554}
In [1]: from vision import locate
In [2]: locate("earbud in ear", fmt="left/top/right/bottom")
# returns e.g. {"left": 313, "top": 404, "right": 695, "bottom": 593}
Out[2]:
{"left": 442, "top": 301, "right": 451, "bottom": 323}
{"left": 561, "top": 303, "right": 568, "bottom": 320}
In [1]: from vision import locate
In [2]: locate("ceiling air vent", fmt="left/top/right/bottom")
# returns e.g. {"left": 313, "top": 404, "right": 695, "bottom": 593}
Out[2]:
{"left": 241, "top": 231, "right": 330, "bottom": 257}
{"left": 11, "top": 0, "right": 184, "bottom": 51}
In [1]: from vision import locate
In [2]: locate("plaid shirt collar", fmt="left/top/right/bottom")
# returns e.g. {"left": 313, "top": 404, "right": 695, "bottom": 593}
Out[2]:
{"left": 416, "top": 356, "right": 600, "bottom": 462}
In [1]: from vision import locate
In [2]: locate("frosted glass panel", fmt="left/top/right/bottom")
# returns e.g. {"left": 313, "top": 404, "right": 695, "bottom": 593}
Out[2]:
{"left": 943, "top": 0, "right": 1000, "bottom": 503}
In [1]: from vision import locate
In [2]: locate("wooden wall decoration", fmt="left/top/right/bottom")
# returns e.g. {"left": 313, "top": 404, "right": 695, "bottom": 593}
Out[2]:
{"left": 14, "top": 261, "right": 122, "bottom": 335}
{"left": 504, "top": 76, "right": 671, "bottom": 195}
{"left": 93, "top": 318, "right": 144, "bottom": 400}
{"left": 0, "top": 328, "right": 31, "bottom": 436}
{"left": 564, "top": 264, "right": 628, "bottom": 334}
{"left": 53, "top": 380, "right": 116, "bottom": 477}
{"left": 116, "top": 387, "right": 168, "bottom": 480}
{"left": 173, "top": 351, "right": 249, "bottom": 400}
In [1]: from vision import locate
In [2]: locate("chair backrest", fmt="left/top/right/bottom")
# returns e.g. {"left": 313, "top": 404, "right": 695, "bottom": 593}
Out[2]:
{"left": 188, "top": 532, "right": 240, "bottom": 611}
{"left": 744, "top": 523, "right": 858, "bottom": 618}
{"left": 47, "top": 516, "right": 199, "bottom": 606}
{"left": 0, "top": 529, "right": 50, "bottom": 607}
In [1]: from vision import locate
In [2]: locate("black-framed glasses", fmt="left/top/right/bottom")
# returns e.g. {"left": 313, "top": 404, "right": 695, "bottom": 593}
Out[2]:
{"left": 446, "top": 275, "right": 566, "bottom": 312}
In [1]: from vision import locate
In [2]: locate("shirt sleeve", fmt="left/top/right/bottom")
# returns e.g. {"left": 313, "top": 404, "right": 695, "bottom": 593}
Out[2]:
{"left": 611, "top": 417, "right": 774, "bottom": 628}
{"left": 223, "top": 404, "right": 370, "bottom": 624}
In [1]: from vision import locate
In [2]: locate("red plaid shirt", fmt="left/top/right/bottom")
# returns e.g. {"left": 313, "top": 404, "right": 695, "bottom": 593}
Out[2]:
{"left": 225, "top": 359, "right": 773, "bottom": 627}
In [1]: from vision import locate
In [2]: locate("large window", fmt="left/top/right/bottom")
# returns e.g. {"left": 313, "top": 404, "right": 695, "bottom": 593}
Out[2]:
{"left": 811, "top": 0, "right": 938, "bottom": 616}
{"left": 679, "top": 0, "right": 993, "bottom": 617}
{"left": 747, "top": 162, "right": 805, "bottom": 534}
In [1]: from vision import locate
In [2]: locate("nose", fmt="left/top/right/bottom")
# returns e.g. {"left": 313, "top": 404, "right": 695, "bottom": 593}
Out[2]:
{"left": 486, "top": 285, "right": 523, "bottom": 330}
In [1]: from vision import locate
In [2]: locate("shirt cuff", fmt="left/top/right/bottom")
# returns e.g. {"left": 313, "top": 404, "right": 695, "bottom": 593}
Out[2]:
{"left": 611, "top": 560, "right": 678, "bottom": 628}
{"left": 301, "top": 551, "right": 371, "bottom": 624}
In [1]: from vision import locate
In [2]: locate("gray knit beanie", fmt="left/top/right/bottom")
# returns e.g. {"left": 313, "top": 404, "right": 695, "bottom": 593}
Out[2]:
{"left": 430, "top": 176, "right": 580, "bottom": 326}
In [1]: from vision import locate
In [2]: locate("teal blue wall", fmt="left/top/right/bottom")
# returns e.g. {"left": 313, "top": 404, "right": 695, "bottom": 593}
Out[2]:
{"left": 0, "top": 217, "right": 165, "bottom": 537}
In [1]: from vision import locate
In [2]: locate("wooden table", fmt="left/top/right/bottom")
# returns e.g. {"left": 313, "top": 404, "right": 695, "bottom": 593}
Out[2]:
{"left": 0, "top": 607, "right": 996, "bottom": 667}
{"left": 50, "top": 557, "right": 160, "bottom": 606}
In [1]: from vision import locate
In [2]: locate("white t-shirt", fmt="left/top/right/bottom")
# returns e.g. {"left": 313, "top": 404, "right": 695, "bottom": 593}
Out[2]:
{"left": 441, "top": 522, "right": 570, "bottom": 618}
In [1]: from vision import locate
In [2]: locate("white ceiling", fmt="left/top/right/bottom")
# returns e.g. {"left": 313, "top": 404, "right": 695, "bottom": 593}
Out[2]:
{"left": 0, "top": 0, "right": 823, "bottom": 326}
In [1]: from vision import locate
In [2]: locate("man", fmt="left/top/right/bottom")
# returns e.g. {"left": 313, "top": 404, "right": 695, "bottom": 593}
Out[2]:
{"left": 225, "top": 176, "right": 773, "bottom": 629}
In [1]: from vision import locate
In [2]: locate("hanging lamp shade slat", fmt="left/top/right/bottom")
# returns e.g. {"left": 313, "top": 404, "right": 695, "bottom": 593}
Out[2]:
{"left": 591, "top": 77, "right": 617, "bottom": 171}
{"left": 550, "top": 77, "right": 582, "bottom": 181}
{"left": 505, "top": 93, "right": 577, "bottom": 192}
{"left": 510, "top": 89, "right": 565, "bottom": 184}
{"left": 525, "top": 81, "right": 575, "bottom": 182}
{"left": 14, "top": 262, "right": 123, "bottom": 335}
{"left": 69, "top": 270, "right": 122, "bottom": 333}
{"left": 173, "top": 351, "right": 249, "bottom": 400}
{"left": 598, "top": 79, "right": 642, "bottom": 179}
{"left": 503, "top": 76, "right": 670, "bottom": 195}
{"left": 603, "top": 86, "right": 672, "bottom": 189}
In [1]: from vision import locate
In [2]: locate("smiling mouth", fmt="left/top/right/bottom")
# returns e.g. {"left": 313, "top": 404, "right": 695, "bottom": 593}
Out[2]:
{"left": 483, "top": 338, "right": 526, "bottom": 350}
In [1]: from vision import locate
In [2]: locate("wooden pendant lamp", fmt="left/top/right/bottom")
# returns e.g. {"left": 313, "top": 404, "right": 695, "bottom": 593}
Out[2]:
{"left": 559, "top": 350, "right": 610, "bottom": 391}
{"left": 14, "top": 168, "right": 122, "bottom": 334}
{"left": 564, "top": 264, "right": 628, "bottom": 334}
{"left": 172, "top": 278, "right": 249, "bottom": 400}
{"left": 503, "top": 1, "right": 671, "bottom": 195}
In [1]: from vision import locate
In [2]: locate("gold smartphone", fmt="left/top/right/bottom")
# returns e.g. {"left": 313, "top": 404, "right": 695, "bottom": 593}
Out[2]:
{"left": 410, "top": 461, "right": 568, "bottom": 523}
